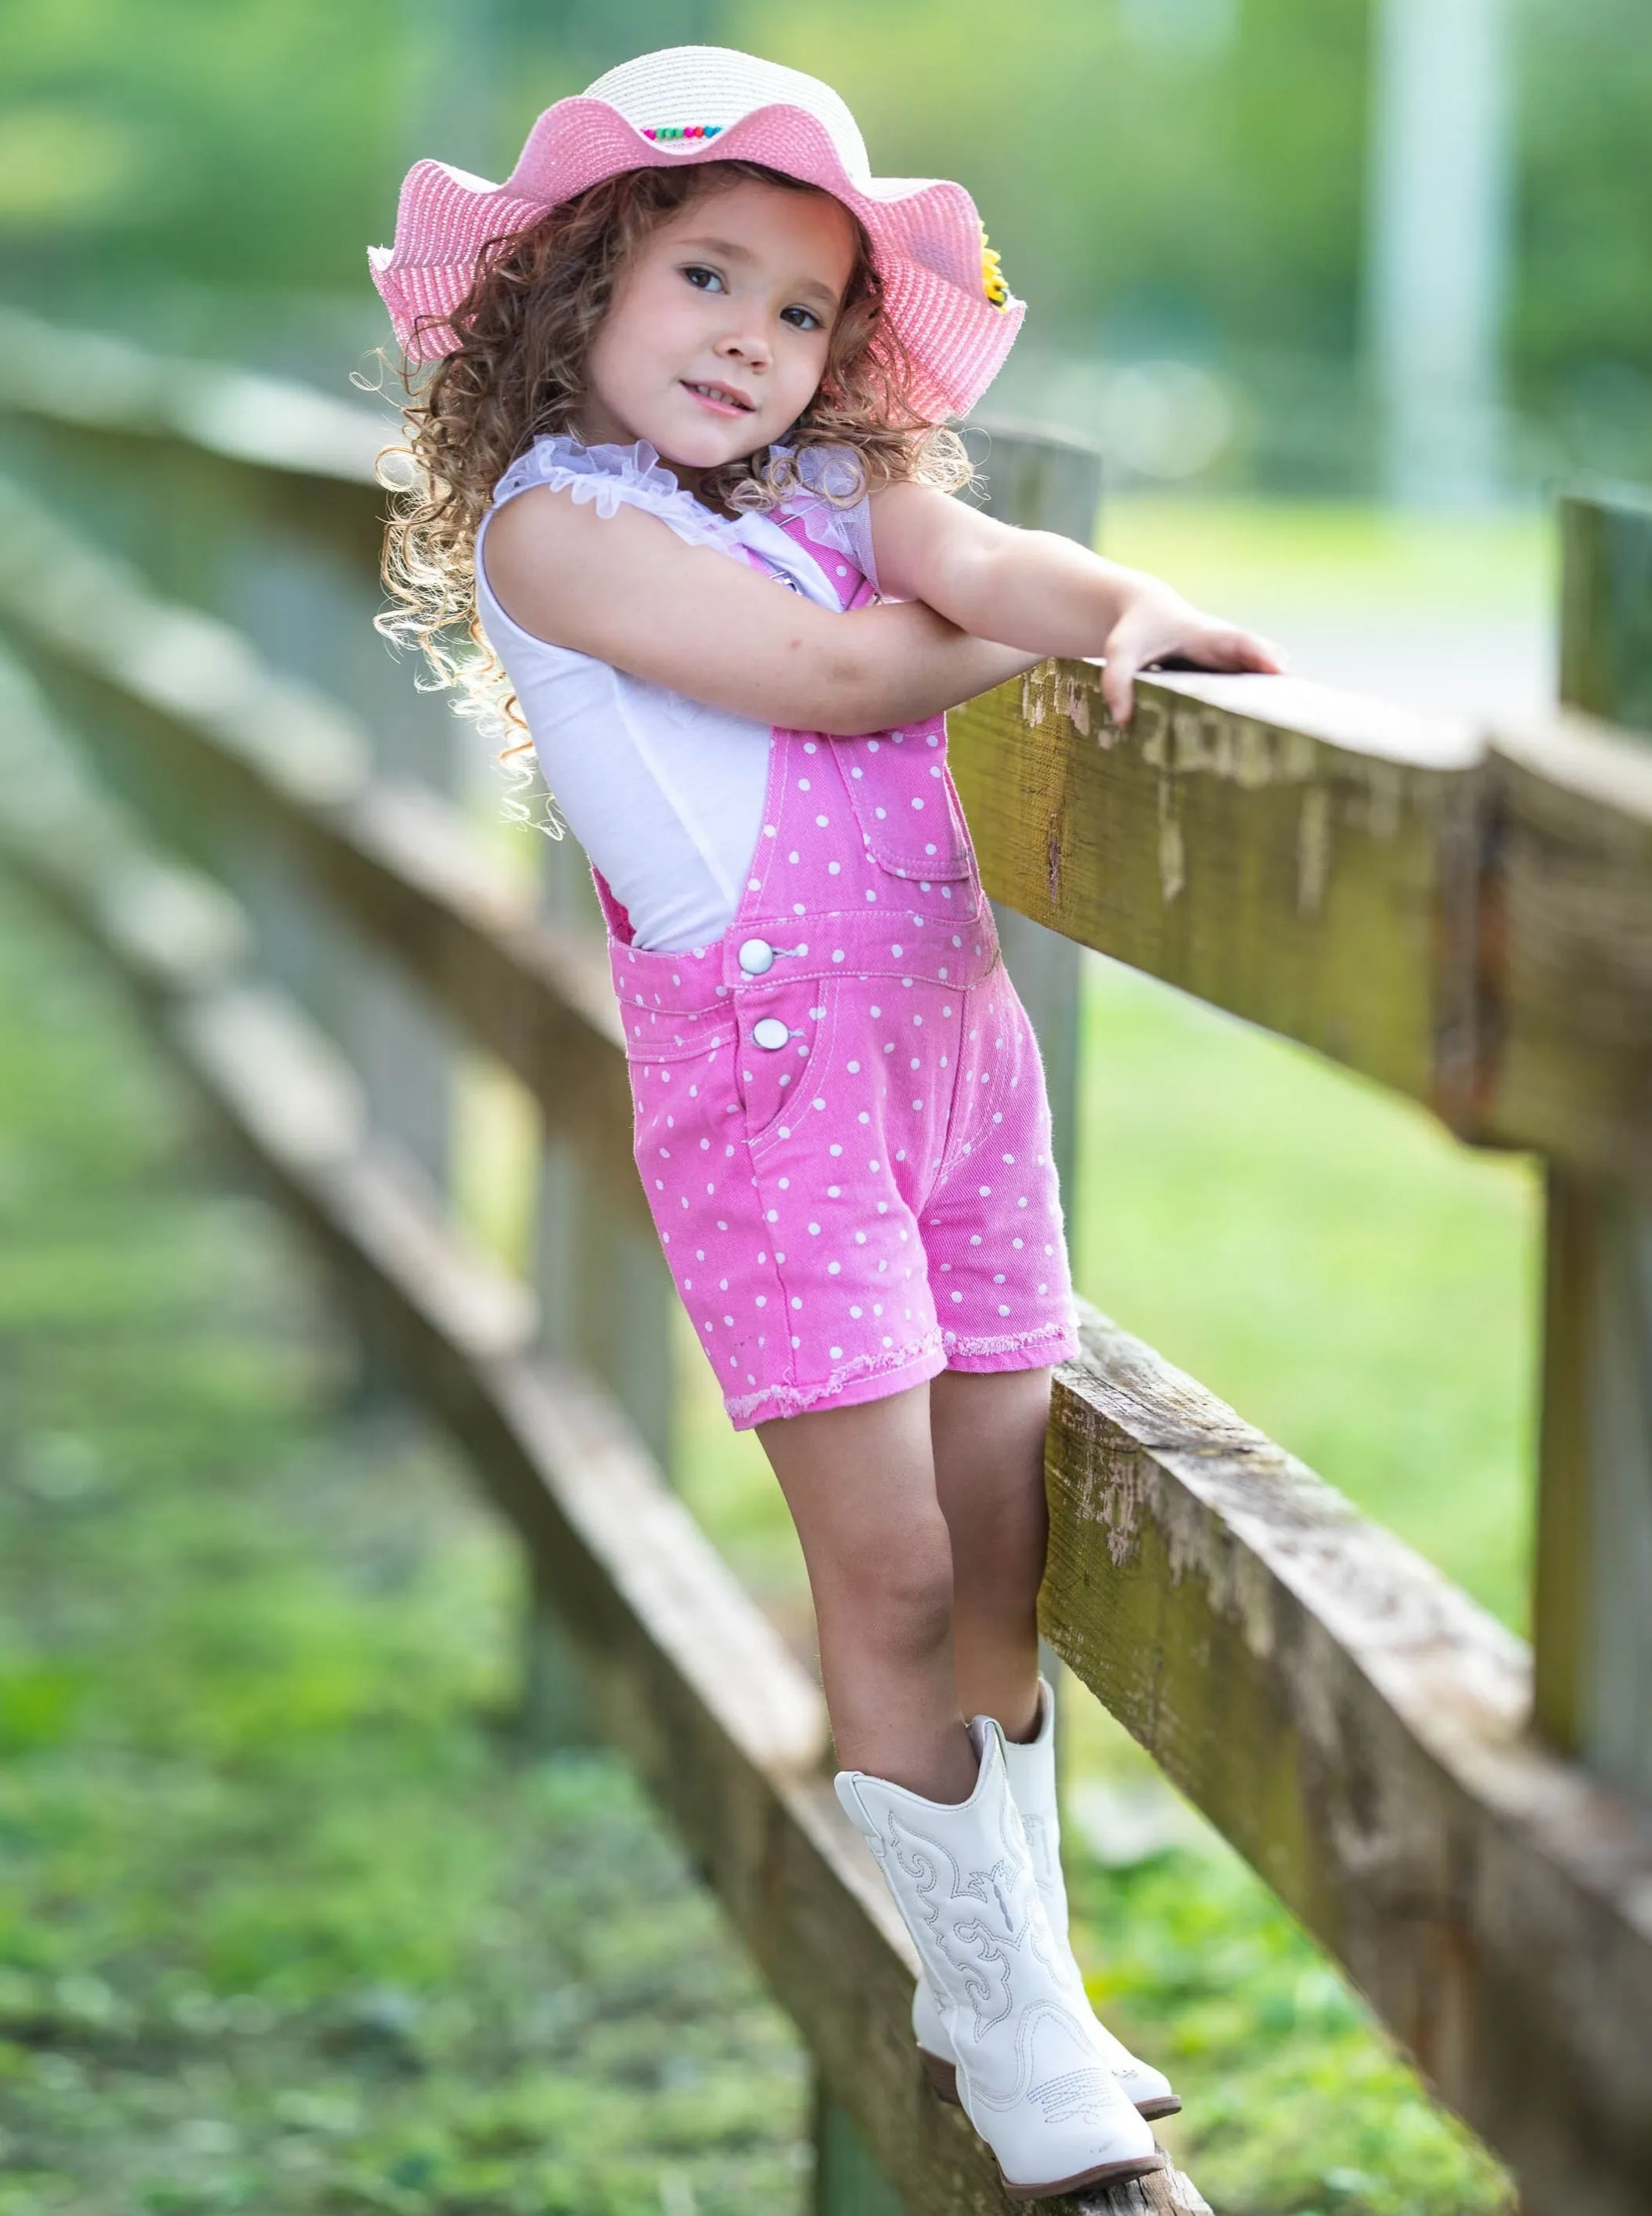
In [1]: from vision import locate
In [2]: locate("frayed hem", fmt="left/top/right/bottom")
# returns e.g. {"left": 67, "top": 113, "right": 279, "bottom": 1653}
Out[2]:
{"left": 941, "top": 1319, "right": 1078, "bottom": 1371}
{"left": 725, "top": 1331, "right": 946, "bottom": 1429}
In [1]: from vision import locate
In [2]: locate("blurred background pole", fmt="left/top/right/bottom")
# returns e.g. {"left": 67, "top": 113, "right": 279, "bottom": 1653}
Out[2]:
{"left": 1366, "top": 0, "right": 1514, "bottom": 508}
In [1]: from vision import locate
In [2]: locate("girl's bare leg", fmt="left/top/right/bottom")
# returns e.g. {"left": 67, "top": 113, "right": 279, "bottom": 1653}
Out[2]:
{"left": 928, "top": 1366, "right": 1052, "bottom": 1744}
{"left": 756, "top": 1381, "right": 977, "bottom": 1803}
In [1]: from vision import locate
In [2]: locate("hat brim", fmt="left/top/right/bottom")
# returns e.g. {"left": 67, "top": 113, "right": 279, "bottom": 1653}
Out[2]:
{"left": 368, "top": 96, "right": 1022, "bottom": 419}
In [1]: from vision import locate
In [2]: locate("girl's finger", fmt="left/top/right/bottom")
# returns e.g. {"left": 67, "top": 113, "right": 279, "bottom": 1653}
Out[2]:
{"left": 1202, "top": 625, "right": 1286, "bottom": 676}
{"left": 1102, "top": 646, "right": 1139, "bottom": 726}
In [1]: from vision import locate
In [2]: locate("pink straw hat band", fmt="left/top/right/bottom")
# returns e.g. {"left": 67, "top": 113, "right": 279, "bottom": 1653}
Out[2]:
{"left": 367, "top": 48, "right": 1024, "bottom": 420}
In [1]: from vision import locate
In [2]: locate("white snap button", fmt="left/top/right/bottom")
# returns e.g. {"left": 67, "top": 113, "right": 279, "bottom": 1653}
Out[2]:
{"left": 738, "top": 937, "right": 776, "bottom": 975}
{"left": 752, "top": 1017, "right": 790, "bottom": 1051}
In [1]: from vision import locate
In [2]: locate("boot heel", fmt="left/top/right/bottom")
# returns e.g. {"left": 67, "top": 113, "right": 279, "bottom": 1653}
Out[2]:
{"left": 919, "top": 2046, "right": 960, "bottom": 2105}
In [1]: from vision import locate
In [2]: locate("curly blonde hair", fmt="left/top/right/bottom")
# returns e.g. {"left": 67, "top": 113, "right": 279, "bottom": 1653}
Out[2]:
{"left": 375, "top": 158, "right": 975, "bottom": 758}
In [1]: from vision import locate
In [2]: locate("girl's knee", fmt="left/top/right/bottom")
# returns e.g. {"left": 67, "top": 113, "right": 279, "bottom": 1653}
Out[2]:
{"left": 828, "top": 1521, "right": 956, "bottom": 1663}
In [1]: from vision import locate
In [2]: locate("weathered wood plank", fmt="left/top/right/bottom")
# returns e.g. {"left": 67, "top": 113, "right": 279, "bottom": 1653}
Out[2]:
{"left": 1042, "top": 1304, "right": 1652, "bottom": 2216}
{"left": 950, "top": 659, "right": 1487, "bottom": 1127}
{"left": 1481, "top": 712, "right": 1652, "bottom": 1188}
{"left": 0, "top": 665, "right": 1204, "bottom": 2216}
{"left": 0, "top": 470, "right": 644, "bottom": 1226}
{"left": 0, "top": 304, "right": 387, "bottom": 486}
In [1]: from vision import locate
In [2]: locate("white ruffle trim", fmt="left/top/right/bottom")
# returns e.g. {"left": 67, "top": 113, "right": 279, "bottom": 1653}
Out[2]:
{"left": 491, "top": 433, "right": 754, "bottom": 558}
{"left": 490, "top": 431, "right": 876, "bottom": 589}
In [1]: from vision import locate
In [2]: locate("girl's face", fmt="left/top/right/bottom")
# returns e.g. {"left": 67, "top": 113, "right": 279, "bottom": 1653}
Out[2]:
{"left": 576, "top": 176, "right": 858, "bottom": 480}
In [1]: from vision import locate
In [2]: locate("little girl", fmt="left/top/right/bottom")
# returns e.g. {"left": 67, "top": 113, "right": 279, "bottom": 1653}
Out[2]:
{"left": 372, "top": 45, "right": 1278, "bottom": 2200}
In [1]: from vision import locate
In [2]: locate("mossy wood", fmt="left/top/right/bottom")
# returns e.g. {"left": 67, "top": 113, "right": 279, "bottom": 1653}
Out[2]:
{"left": 949, "top": 660, "right": 1486, "bottom": 1124}
{"left": 951, "top": 658, "right": 1652, "bottom": 1190}
{"left": 1043, "top": 1307, "right": 1652, "bottom": 2216}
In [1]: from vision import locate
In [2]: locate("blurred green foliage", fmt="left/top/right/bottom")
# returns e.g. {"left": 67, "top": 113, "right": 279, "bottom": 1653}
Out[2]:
{"left": 1, "top": 0, "right": 1649, "bottom": 459}
{"left": 0, "top": 877, "right": 805, "bottom": 2214}
{"left": 756, "top": 0, "right": 1371, "bottom": 364}
{"left": 1514, "top": 0, "right": 1652, "bottom": 418}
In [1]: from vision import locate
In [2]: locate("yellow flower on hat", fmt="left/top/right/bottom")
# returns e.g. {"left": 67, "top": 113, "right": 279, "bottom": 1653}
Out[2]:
{"left": 981, "top": 223, "right": 1010, "bottom": 311}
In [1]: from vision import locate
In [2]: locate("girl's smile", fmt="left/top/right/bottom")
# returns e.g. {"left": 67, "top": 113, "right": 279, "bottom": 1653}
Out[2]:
{"left": 682, "top": 377, "right": 757, "bottom": 416}
{"left": 577, "top": 177, "right": 857, "bottom": 488}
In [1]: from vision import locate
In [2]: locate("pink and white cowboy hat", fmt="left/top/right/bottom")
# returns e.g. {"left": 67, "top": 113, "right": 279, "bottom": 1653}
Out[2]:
{"left": 369, "top": 44, "right": 1024, "bottom": 420}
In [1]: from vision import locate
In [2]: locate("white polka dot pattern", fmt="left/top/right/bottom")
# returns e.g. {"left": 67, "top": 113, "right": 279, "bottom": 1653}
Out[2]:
{"left": 596, "top": 501, "right": 1078, "bottom": 1429}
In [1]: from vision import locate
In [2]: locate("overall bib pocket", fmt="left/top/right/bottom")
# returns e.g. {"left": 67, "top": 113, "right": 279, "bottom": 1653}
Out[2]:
{"left": 836, "top": 719, "right": 982, "bottom": 916}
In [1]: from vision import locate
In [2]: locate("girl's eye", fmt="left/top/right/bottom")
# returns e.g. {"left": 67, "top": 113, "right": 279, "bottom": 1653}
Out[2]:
{"left": 682, "top": 265, "right": 725, "bottom": 294}
{"left": 783, "top": 306, "right": 823, "bottom": 333}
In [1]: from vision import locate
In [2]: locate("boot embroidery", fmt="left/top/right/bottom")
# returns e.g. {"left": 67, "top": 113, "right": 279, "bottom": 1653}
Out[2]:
{"left": 884, "top": 1821, "right": 1024, "bottom": 2032}
{"left": 1028, "top": 2066, "right": 1118, "bottom": 2126}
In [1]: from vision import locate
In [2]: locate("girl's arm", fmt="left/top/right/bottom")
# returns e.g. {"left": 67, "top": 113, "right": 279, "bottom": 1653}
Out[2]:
{"left": 483, "top": 487, "right": 1039, "bottom": 737}
{"left": 869, "top": 481, "right": 1285, "bottom": 725}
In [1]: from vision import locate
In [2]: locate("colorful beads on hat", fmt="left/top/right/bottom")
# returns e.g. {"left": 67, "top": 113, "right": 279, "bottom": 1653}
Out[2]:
{"left": 641, "top": 124, "right": 724, "bottom": 140}
{"left": 980, "top": 223, "right": 1010, "bottom": 311}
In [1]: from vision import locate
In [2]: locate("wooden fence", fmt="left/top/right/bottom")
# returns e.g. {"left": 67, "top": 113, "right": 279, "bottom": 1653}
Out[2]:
{"left": 0, "top": 304, "right": 1648, "bottom": 2216}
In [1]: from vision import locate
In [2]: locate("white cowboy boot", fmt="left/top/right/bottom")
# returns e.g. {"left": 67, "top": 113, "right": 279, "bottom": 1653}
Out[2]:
{"left": 911, "top": 1679, "right": 1181, "bottom": 2120}
{"left": 836, "top": 1718, "right": 1162, "bottom": 2200}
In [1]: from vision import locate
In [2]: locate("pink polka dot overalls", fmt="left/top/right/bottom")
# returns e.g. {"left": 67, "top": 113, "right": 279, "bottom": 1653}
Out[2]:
{"left": 597, "top": 507, "right": 1080, "bottom": 1429}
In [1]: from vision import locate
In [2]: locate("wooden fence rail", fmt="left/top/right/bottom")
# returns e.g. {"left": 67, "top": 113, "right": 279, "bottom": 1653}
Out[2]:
{"left": 2, "top": 307, "right": 1650, "bottom": 2216}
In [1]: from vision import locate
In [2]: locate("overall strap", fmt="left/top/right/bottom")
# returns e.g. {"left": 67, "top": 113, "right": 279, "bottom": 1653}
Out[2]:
{"left": 766, "top": 506, "right": 876, "bottom": 611}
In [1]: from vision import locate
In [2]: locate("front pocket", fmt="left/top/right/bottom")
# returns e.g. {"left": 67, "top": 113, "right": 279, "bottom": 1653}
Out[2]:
{"left": 618, "top": 994, "right": 735, "bottom": 1068}
{"left": 736, "top": 980, "right": 837, "bottom": 1151}
{"left": 839, "top": 716, "right": 976, "bottom": 884}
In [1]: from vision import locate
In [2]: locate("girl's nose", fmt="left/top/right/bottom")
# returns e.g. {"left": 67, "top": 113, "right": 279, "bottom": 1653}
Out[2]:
{"left": 718, "top": 321, "right": 772, "bottom": 370}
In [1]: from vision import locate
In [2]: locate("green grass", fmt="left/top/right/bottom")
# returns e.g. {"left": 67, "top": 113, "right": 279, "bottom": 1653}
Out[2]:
{"left": 0, "top": 880, "right": 805, "bottom": 2216}
{"left": 1097, "top": 497, "right": 1552, "bottom": 622}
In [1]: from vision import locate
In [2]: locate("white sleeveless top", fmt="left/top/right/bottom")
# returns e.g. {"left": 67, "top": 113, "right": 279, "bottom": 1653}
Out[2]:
{"left": 475, "top": 432, "right": 880, "bottom": 953}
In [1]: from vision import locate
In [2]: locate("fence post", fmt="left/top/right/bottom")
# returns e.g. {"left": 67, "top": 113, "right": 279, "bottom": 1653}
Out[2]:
{"left": 523, "top": 825, "right": 677, "bottom": 1746}
{"left": 1559, "top": 485, "right": 1652, "bottom": 739}
{"left": 532, "top": 827, "right": 677, "bottom": 1473}
{"left": 962, "top": 418, "right": 1103, "bottom": 1213}
{"left": 1531, "top": 488, "right": 1652, "bottom": 1797}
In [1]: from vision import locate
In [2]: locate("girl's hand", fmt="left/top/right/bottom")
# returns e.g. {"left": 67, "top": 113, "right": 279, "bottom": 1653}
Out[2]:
{"left": 869, "top": 483, "right": 1287, "bottom": 720}
{"left": 1100, "top": 582, "right": 1286, "bottom": 726}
